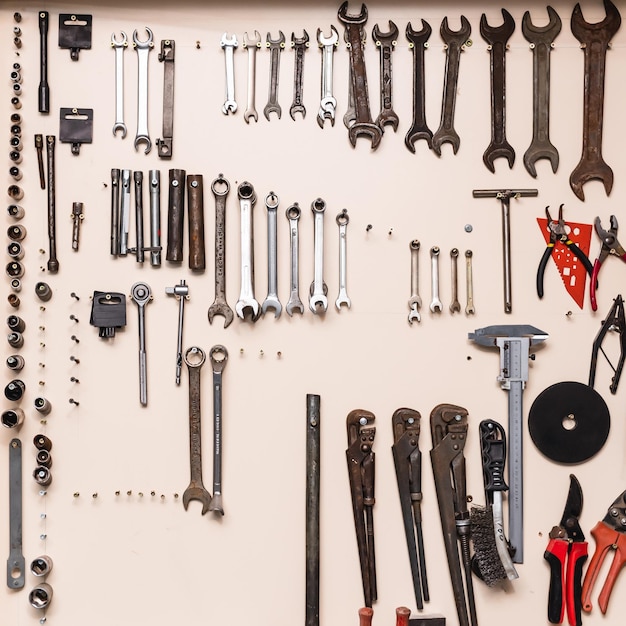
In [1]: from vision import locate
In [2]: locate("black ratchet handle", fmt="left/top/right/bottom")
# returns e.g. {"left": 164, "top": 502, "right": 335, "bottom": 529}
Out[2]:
{"left": 38, "top": 11, "right": 50, "bottom": 113}
{"left": 479, "top": 419, "right": 508, "bottom": 493}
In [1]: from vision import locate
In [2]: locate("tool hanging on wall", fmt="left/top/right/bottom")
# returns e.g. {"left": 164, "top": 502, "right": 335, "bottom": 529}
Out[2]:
{"left": 290, "top": 30, "right": 309, "bottom": 120}
{"left": 243, "top": 31, "right": 261, "bottom": 123}
{"left": 111, "top": 31, "right": 128, "bottom": 137}
{"left": 317, "top": 26, "right": 338, "bottom": 127}
{"left": 7, "top": 438, "right": 25, "bottom": 590}
{"left": 405, "top": 20, "right": 432, "bottom": 153}
{"left": 262, "top": 192, "right": 282, "bottom": 317}
{"left": 71, "top": 202, "right": 84, "bottom": 251}
{"left": 58, "top": 14, "right": 92, "bottom": 60}
{"left": 156, "top": 39, "right": 174, "bottom": 158}
{"left": 165, "top": 280, "right": 188, "bottom": 385}
{"left": 221, "top": 33, "right": 238, "bottom": 114}
{"left": 208, "top": 345, "right": 228, "bottom": 515}
{"left": 236, "top": 181, "right": 260, "bottom": 321}
{"left": 306, "top": 394, "right": 321, "bottom": 626}
{"left": 46, "top": 135, "right": 58, "bottom": 273}
{"left": 90, "top": 291, "right": 127, "bottom": 338}
{"left": 130, "top": 282, "right": 152, "bottom": 406}
{"left": 264, "top": 31, "right": 285, "bottom": 119}
{"left": 372, "top": 20, "right": 399, "bottom": 132}
{"left": 166, "top": 169, "right": 186, "bottom": 263}
{"left": 149, "top": 170, "right": 161, "bottom": 266}
{"left": 590, "top": 216, "right": 626, "bottom": 311}
{"left": 187, "top": 175, "right": 206, "bottom": 271}
{"left": 133, "top": 28, "right": 154, "bottom": 153}
{"left": 38, "top": 11, "right": 50, "bottom": 113}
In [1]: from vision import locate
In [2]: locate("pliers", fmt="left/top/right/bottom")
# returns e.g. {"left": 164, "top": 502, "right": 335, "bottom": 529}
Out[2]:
{"left": 591, "top": 215, "right": 626, "bottom": 311}
{"left": 582, "top": 488, "right": 626, "bottom": 615}
{"left": 537, "top": 205, "right": 593, "bottom": 299}
{"left": 544, "top": 474, "right": 588, "bottom": 626}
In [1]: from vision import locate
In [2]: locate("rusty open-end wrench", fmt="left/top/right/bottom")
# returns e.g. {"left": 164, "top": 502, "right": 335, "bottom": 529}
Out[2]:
{"left": 208, "top": 345, "right": 228, "bottom": 516}
{"left": 569, "top": 0, "right": 621, "bottom": 201}
{"left": 264, "top": 31, "right": 285, "bottom": 120}
{"left": 432, "top": 16, "right": 471, "bottom": 156}
{"left": 290, "top": 30, "right": 309, "bottom": 120}
{"left": 480, "top": 9, "right": 516, "bottom": 172}
{"left": 372, "top": 20, "right": 399, "bottom": 131}
{"left": 522, "top": 7, "right": 561, "bottom": 177}
{"left": 405, "top": 20, "right": 433, "bottom": 153}
{"left": 338, "top": 2, "right": 382, "bottom": 149}
{"left": 183, "top": 347, "right": 211, "bottom": 514}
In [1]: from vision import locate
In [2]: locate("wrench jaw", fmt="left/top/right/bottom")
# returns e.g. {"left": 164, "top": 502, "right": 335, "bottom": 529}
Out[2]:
{"left": 262, "top": 298, "right": 282, "bottom": 318}
{"left": 235, "top": 300, "right": 260, "bottom": 322}
{"left": 318, "top": 98, "right": 337, "bottom": 128}
{"left": 182, "top": 485, "right": 212, "bottom": 515}
{"left": 286, "top": 298, "right": 305, "bottom": 317}
{"left": 309, "top": 285, "right": 328, "bottom": 314}
{"left": 113, "top": 122, "right": 127, "bottom": 138}
{"left": 134, "top": 135, "right": 152, "bottom": 155}
{"left": 208, "top": 304, "right": 234, "bottom": 329}
{"left": 571, "top": 0, "right": 621, "bottom": 42}
{"left": 317, "top": 26, "right": 339, "bottom": 128}
{"left": 133, "top": 28, "right": 154, "bottom": 155}
{"left": 348, "top": 124, "right": 383, "bottom": 149}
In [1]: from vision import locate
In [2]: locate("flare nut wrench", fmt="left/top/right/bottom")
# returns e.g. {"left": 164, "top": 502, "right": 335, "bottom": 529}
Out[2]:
{"left": 111, "top": 32, "right": 128, "bottom": 137}
{"left": 133, "top": 28, "right": 154, "bottom": 154}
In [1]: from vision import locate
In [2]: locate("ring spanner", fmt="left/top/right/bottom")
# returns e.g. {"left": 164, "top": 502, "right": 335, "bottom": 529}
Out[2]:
{"left": 208, "top": 345, "right": 228, "bottom": 515}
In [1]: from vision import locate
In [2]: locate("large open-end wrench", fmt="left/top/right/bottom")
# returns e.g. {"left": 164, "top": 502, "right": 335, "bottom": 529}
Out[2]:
{"left": 133, "top": 28, "right": 153, "bottom": 154}
{"left": 7, "top": 438, "right": 24, "bottom": 590}
{"left": 432, "top": 16, "right": 471, "bottom": 156}
{"left": 317, "top": 26, "right": 338, "bottom": 128}
{"left": 335, "top": 210, "right": 351, "bottom": 310}
{"left": 309, "top": 199, "right": 328, "bottom": 314}
{"left": 338, "top": 2, "right": 382, "bottom": 149}
{"left": 372, "top": 20, "right": 399, "bottom": 131}
{"left": 408, "top": 240, "right": 422, "bottom": 324}
{"left": 480, "top": 10, "right": 516, "bottom": 172}
{"left": 208, "top": 175, "right": 234, "bottom": 328}
{"left": 130, "top": 282, "right": 152, "bottom": 406}
{"left": 290, "top": 30, "right": 309, "bottom": 120}
{"left": 243, "top": 31, "right": 261, "bottom": 123}
{"left": 430, "top": 247, "right": 443, "bottom": 313}
{"left": 262, "top": 192, "right": 282, "bottom": 318}
{"left": 569, "top": 0, "right": 621, "bottom": 201}
{"left": 236, "top": 182, "right": 260, "bottom": 322}
{"left": 405, "top": 21, "right": 433, "bottom": 153}
{"left": 522, "top": 8, "right": 561, "bottom": 177}
{"left": 111, "top": 32, "right": 128, "bottom": 137}
{"left": 264, "top": 31, "right": 285, "bottom": 120}
{"left": 221, "top": 33, "right": 238, "bottom": 114}
{"left": 208, "top": 345, "right": 228, "bottom": 516}
{"left": 286, "top": 203, "right": 304, "bottom": 316}
{"left": 183, "top": 347, "right": 212, "bottom": 515}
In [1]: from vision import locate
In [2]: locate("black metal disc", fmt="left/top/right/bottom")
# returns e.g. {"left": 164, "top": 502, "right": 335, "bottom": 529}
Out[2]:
{"left": 528, "top": 381, "right": 610, "bottom": 464}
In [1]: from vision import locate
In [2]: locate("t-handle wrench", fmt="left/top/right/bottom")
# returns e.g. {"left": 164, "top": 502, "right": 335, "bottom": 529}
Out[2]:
{"left": 133, "top": 28, "right": 154, "bottom": 154}
{"left": 336, "top": 209, "right": 351, "bottom": 310}
{"left": 309, "top": 198, "right": 328, "bottom": 313}
{"left": 221, "top": 33, "right": 238, "bottom": 114}
{"left": 130, "top": 282, "right": 152, "bottom": 406}
{"left": 286, "top": 203, "right": 304, "bottom": 316}
{"left": 111, "top": 32, "right": 128, "bottom": 137}
{"left": 262, "top": 192, "right": 282, "bottom": 318}
{"left": 165, "top": 280, "right": 189, "bottom": 385}
{"left": 208, "top": 345, "right": 228, "bottom": 516}
{"left": 235, "top": 182, "right": 260, "bottom": 321}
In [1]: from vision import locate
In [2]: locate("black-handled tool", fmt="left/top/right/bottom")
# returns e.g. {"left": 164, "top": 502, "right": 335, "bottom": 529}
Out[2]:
{"left": 38, "top": 11, "right": 50, "bottom": 113}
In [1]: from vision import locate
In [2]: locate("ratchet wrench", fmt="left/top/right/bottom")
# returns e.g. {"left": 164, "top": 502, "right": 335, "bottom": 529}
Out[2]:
{"left": 111, "top": 32, "right": 128, "bottom": 137}
{"left": 133, "top": 28, "right": 154, "bottom": 154}
{"left": 208, "top": 345, "right": 228, "bottom": 516}
{"left": 130, "top": 282, "right": 153, "bottom": 405}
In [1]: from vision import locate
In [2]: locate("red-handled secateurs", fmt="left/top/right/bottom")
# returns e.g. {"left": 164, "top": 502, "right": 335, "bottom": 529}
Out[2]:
{"left": 544, "top": 474, "right": 588, "bottom": 626}
{"left": 591, "top": 215, "right": 626, "bottom": 311}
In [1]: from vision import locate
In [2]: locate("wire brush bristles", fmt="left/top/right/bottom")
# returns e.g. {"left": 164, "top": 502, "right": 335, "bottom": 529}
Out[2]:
{"left": 470, "top": 505, "right": 508, "bottom": 587}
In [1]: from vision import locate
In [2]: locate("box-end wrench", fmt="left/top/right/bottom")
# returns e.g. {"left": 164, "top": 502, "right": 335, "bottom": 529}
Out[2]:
{"left": 264, "top": 32, "right": 285, "bottom": 120}
{"left": 133, "top": 28, "right": 154, "bottom": 154}
{"left": 130, "top": 282, "right": 152, "bottom": 406}
{"left": 335, "top": 209, "right": 351, "bottom": 310}
{"left": 243, "top": 31, "right": 261, "bottom": 123}
{"left": 208, "top": 175, "right": 234, "bottom": 328}
{"left": 465, "top": 250, "right": 475, "bottom": 315}
{"left": 165, "top": 280, "right": 189, "bottom": 386}
{"left": 183, "top": 347, "right": 212, "bottom": 515}
{"left": 7, "top": 438, "right": 25, "bottom": 590}
{"left": 290, "top": 30, "right": 309, "bottom": 120}
{"left": 286, "top": 203, "right": 304, "bottom": 316}
{"left": 429, "top": 246, "right": 442, "bottom": 313}
{"left": 235, "top": 182, "right": 260, "bottom": 322}
{"left": 408, "top": 239, "right": 422, "bottom": 324}
{"left": 221, "top": 33, "right": 238, "bottom": 115}
{"left": 119, "top": 169, "right": 131, "bottom": 256}
{"left": 208, "top": 345, "right": 228, "bottom": 516}
{"left": 317, "top": 26, "right": 338, "bottom": 128}
{"left": 262, "top": 192, "right": 282, "bottom": 318}
{"left": 450, "top": 248, "right": 461, "bottom": 313}
{"left": 309, "top": 198, "right": 328, "bottom": 314}
{"left": 111, "top": 32, "right": 128, "bottom": 137}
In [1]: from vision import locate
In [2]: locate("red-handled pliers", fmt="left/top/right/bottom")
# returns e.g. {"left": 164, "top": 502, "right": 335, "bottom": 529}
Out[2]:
{"left": 591, "top": 215, "right": 626, "bottom": 311}
{"left": 544, "top": 474, "right": 588, "bottom": 626}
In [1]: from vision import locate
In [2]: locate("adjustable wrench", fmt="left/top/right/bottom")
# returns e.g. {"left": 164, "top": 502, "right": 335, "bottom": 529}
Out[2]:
{"left": 408, "top": 240, "right": 422, "bottom": 324}
{"left": 290, "top": 31, "right": 310, "bottom": 120}
{"left": 262, "top": 192, "right": 282, "bottom": 318}
{"left": 309, "top": 199, "right": 328, "bottom": 314}
{"left": 183, "top": 347, "right": 212, "bottom": 515}
{"left": 286, "top": 203, "right": 304, "bottom": 316}
{"left": 243, "top": 31, "right": 261, "bottom": 123}
{"left": 111, "top": 32, "right": 128, "bottom": 137}
{"left": 450, "top": 248, "right": 461, "bottom": 313}
{"left": 130, "top": 282, "right": 152, "bottom": 406}
{"left": 429, "top": 246, "right": 442, "bottom": 313}
{"left": 236, "top": 182, "right": 260, "bottom": 321}
{"left": 133, "top": 28, "right": 154, "bottom": 154}
{"left": 264, "top": 31, "right": 285, "bottom": 120}
{"left": 335, "top": 209, "right": 351, "bottom": 310}
{"left": 208, "top": 345, "right": 228, "bottom": 516}
{"left": 465, "top": 250, "right": 475, "bottom": 315}
{"left": 372, "top": 20, "right": 399, "bottom": 131}
{"left": 317, "top": 26, "right": 338, "bottom": 128}
{"left": 208, "top": 174, "right": 234, "bottom": 328}
{"left": 221, "top": 33, "right": 238, "bottom": 114}
{"left": 7, "top": 438, "right": 24, "bottom": 590}
{"left": 165, "top": 279, "right": 188, "bottom": 386}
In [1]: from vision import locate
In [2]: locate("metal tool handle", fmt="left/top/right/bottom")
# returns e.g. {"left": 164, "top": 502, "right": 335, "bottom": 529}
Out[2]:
{"left": 38, "top": 11, "right": 50, "bottom": 113}
{"left": 46, "top": 135, "right": 58, "bottom": 273}
{"left": 149, "top": 170, "right": 161, "bottom": 266}
{"left": 306, "top": 394, "right": 321, "bottom": 626}
{"left": 184, "top": 347, "right": 206, "bottom": 484}
{"left": 131, "top": 282, "right": 152, "bottom": 406}
{"left": 111, "top": 169, "right": 120, "bottom": 255}
{"left": 238, "top": 183, "right": 256, "bottom": 304}
{"left": 187, "top": 175, "right": 206, "bottom": 271}
{"left": 119, "top": 169, "right": 131, "bottom": 256}
{"left": 166, "top": 169, "right": 186, "bottom": 262}
{"left": 157, "top": 39, "right": 175, "bottom": 158}
{"left": 7, "top": 438, "right": 25, "bottom": 590}
{"left": 134, "top": 171, "right": 145, "bottom": 263}
{"left": 209, "top": 345, "right": 228, "bottom": 515}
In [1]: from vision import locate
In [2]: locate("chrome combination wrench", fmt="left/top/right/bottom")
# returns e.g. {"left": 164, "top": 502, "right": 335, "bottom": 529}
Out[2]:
{"left": 408, "top": 239, "right": 422, "bottom": 324}
{"left": 221, "top": 33, "right": 238, "bottom": 115}
{"left": 262, "top": 192, "right": 282, "bottom": 318}
{"left": 208, "top": 345, "right": 228, "bottom": 516}
{"left": 264, "top": 31, "right": 285, "bottom": 120}
{"left": 235, "top": 182, "right": 260, "bottom": 321}
{"left": 309, "top": 198, "right": 328, "bottom": 314}
{"left": 286, "top": 203, "right": 304, "bottom": 316}
{"left": 450, "top": 248, "right": 461, "bottom": 313}
{"left": 111, "top": 31, "right": 128, "bottom": 137}
{"left": 130, "top": 282, "right": 152, "bottom": 405}
{"left": 243, "top": 31, "right": 261, "bottom": 123}
{"left": 335, "top": 209, "right": 351, "bottom": 310}
{"left": 133, "top": 27, "right": 154, "bottom": 154}
{"left": 317, "top": 26, "right": 338, "bottom": 128}
{"left": 429, "top": 246, "right": 443, "bottom": 313}
{"left": 465, "top": 250, "right": 475, "bottom": 315}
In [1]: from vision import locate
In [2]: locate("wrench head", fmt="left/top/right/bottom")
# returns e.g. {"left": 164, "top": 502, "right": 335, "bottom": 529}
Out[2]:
{"left": 335, "top": 294, "right": 351, "bottom": 311}
{"left": 372, "top": 20, "right": 399, "bottom": 44}
{"left": 521, "top": 6, "right": 562, "bottom": 42}
{"left": 337, "top": 1, "right": 368, "bottom": 26}
{"left": 243, "top": 30, "right": 261, "bottom": 48}
{"left": 208, "top": 302, "right": 234, "bottom": 329}
{"left": 479, "top": 9, "right": 516, "bottom": 44}
{"left": 523, "top": 140, "right": 559, "bottom": 178}
{"left": 266, "top": 30, "right": 286, "bottom": 46}
{"left": 134, "top": 134, "right": 152, "bottom": 154}
{"left": 406, "top": 19, "right": 432, "bottom": 43}
{"left": 220, "top": 32, "right": 238, "bottom": 48}
{"left": 264, "top": 103, "right": 282, "bottom": 120}
{"left": 244, "top": 108, "right": 258, "bottom": 123}
{"left": 290, "top": 104, "right": 306, "bottom": 121}
{"left": 569, "top": 158, "right": 614, "bottom": 201}
{"left": 112, "top": 122, "right": 127, "bottom": 138}
{"left": 222, "top": 100, "right": 238, "bottom": 115}
{"left": 291, "top": 29, "right": 310, "bottom": 46}
{"left": 405, "top": 126, "right": 433, "bottom": 153}
{"left": 286, "top": 297, "right": 305, "bottom": 316}
{"left": 262, "top": 297, "right": 283, "bottom": 318}
{"left": 317, "top": 106, "right": 335, "bottom": 128}
{"left": 182, "top": 484, "right": 211, "bottom": 515}
{"left": 571, "top": 0, "right": 621, "bottom": 43}
{"left": 208, "top": 493, "right": 224, "bottom": 515}
{"left": 408, "top": 304, "right": 421, "bottom": 324}
{"left": 349, "top": 122, "right": 383, "bottom": 150}
{"left": 432, "top": 127, "right": 460, "bottom": 156}
{"left": 309, "top": 294, "right": 328, "bottom": 314}
{"left": 317, "top": 25, "right": 339, "bottom": 47}
{"left": 236, "top": 299, "right": 260, "bottom": 322}
{"left": 429, "top": 299, "right": 443, "bottom": 313}
{"left": 376, "top": 110, "right": 399, "bottom": 132}
{"left": 440, "top": 15, "right": 472, "bottom": 43}
{"left": 132, "top": 27, "right": 154, "bottom": 47}
{"left": 111, "top": 31, "right": 128, "bottom": 47}
{"left": 483, "top": 141, "right": 515, "bottom": 173}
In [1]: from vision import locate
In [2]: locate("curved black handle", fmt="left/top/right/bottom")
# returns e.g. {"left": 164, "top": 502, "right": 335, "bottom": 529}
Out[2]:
{"left": 567, "top": 241, "right": 594, "bottom": 278}
{"left": 537, "top": 245, "right": 553, "bottom": 298}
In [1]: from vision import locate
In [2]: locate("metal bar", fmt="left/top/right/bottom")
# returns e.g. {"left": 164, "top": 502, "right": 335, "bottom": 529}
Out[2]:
{"left": 306, "top": 394, "right": 321, "bottom": 626}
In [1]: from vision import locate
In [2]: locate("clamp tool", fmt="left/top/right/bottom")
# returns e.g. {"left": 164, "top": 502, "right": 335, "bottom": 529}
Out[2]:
{"left": 544, "top": 474, "right": 587, "bottom": 626}
{"left": 591, "top": 215, "right": 626, "bottom": 311}
{"left": 346, "top": 409, "right": 377, "bottom": 607}
{"left": 582, "top": 488, "right": 626, "bottom": 615}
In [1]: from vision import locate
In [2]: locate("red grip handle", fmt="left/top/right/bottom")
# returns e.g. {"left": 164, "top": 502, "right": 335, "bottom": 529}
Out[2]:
{"left": 359, "top": 607, "right": 374, "bottom": 626}
{"left": 545, "top": 538, "right": 568, "bottom": 624}
{"left": 590, "top": 259, "right": 602, "bottom": 311}
{"left": 566, "top": 541, "right": 588, "bottom": 626}
{"left": 396, "top": 607, "right": 411, "bottom": 626}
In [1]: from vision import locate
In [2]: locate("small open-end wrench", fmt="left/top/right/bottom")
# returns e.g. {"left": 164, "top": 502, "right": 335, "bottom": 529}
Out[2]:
{"left": 372, "top": 20, "right": 399, "bottom": 131}
{"left": 133, "top": 28, "right": 153, "bottom": 154}
{"left": 286, "top": 203, "right": 304, "bottom": 316}
{"left": 208, "top": 174, "right": 234, "bottom": 328}
{"left": 450, "top": 248, "right": 461, "bottom": 313}
{"left": 119, "top": 169, "right": 131, "bottom": 256}
{"left": 408, "top": 240, "right": 422, "bottom": 324}
{"left": 309, "top": 198, "right": 328, "bottom": 314}
{"left": 130, "top": 282, "right": 152, "bottom": 406}
{"left": 111, "top": 32, "right": 128, "bottom": 137}
{"left": 236, "top": 182, "right": 260, "bottom": 322}
{"left": 221, "top": 33, "right": 238, "bottom": 114}
{"left": 290, "top": 30, "right": 309, "bottom": 120}
{"left": 165, "top": 280, "right": 189, "bottom": 386}
{"left": 429, "top": 246, "right": 442, "bottom": 313}
{"left": 262, "top": 192, "right": 282, "bottom": 318}
{"left": 264, "top": 31, "right": 285, "bottom": 120}
{"left": 208, "top": 345, "right": 228, "bottom": 516}
{"left": 465, "top": 250, "right": 475, "bottom": 315}
{"left": 183, "top": 347, "right": 212, "bottom": 515}
{"left": 317, "top": 26, "right": 338, "bottom": 128}
{"left": 7, "top": 438, "right": 24, "bottom": 590}
{"left": 405, "top": 20, "right": 433, "bottom": 152}
{"left": 336, "top": 209, "right": 351, "bottom": 310}
{"left": 243, "top": 31, "right": 261, "bottom": 123}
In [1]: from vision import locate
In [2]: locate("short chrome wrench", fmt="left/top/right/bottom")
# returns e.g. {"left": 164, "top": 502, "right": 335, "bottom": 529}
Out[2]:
{"left": 264, "top": 31, "right": 285, "bottom": 120}
{"left": 290, "top": 30, "right": 309, "bottom": 120}
{"left": 133, "top": 28, "right": 153, "bottom": 154}
{"left": 317, "top": 26, "right": 339, "bottom": 128}
{"left": 119, "top": 169, "right": 131, "bottom": 255}
{"left": 286, "top": 203, "right": 304, "bottom": 316}
{"left": 235, "top": 182, "right": 260, "bottom": 321}
{"left": 221, "top": 33, "right": 238, "bottom": 114}
{"left": 130, "top": 282, "right": 152, "bottom": 405}
{"left": 429, "top": 246, "right": 442, "bottom": 313}
{"left": 7, "top": 438, "right": 24, "bottom": 590}
{"left": 465, "top": 250, "right": 475, "bottom": 314}
{"left": 243, "top": 31, "right": 261, "bottom": 123}
{"left": 449, "top": 248, "right": 461, "bottom": 313}
{"left": 111, "top": 31, "right": 128, "bottom": 137}
{"left": 408, "top": 239, "right": 422, "bottom": 324}
{"left": 335, "top": 209, "right": 351, "bottom": 310}
{"left": 309, "top": 198, "right": 328, "bottom": 313}
{"left": 208, "top": 345, "right": 228, "bottom": 516}
{"left": 262, "top": 192, "right": 282, "bottom": 318}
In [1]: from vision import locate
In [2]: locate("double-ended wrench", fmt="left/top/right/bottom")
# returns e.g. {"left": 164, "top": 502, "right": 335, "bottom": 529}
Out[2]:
{"left": 309, "top": 199, "right": 328, "bottom": 313}
{"left": 317, "top": 26, "right": 339, "bottom": 127}
{"left": 208, "top": 345, "right": 228, "bottom": 516}
{"left": 221, "top": 33, "right": 238, "bottom": 115}
{"left": 262, "top": 192, "right": 282, "bottom": 318}
{"left": 133, "top": 28, "right": 154, "bottom": 154}
{"left": 236, "top": 182, "right": 260, "bottom": 321}
{"left": 286, "top": 203, "right": 304, "bottom": 316}
{"left": 243, "top": 31, "right": 261, "bottom": 123}
{"left": 111, "top": 31, "right": 128, "bottom": 137}
{"left": 336, "top": 209, "right": 351, "bottom": 310}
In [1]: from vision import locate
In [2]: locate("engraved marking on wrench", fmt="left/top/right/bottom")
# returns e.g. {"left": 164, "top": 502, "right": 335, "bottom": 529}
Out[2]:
{"left": 221, "top": 33, "right": 238, "bottom": 114}
{"left": 111, "top": 31, "right": 128, "bottom": 137}
{"left": 132, "top": 28, "right": 153, "bottom": 154}
{"left": 286, "top": 203, "right": 304, "bottom": 316}
{"left": 262, "top": 192, "right": 282, "bottom": 318}
{"left": 309, "top": 198, "right": 328, "bottom": 313}
{"left": 208, "top": 345, "right": 228, "bottom": 516}
{"left": 465, "top": 249, "right": 475, "bottom": 314}
{"left": 408, "top": 240, "right": 421, "bottom": 324}
{"left": 243, "top": 31, "right": 261, "bottom": 123}
{"left": 335, "top": 209, "right": 351, "bottom": 310}
{"left": 429, "top": 246, "right": 442, "bottom": 313}
{"left": 372, "top": 20, "right": 399, "bottom": 131}
{"left": 317, "top": 26, "right": 338, "bottom": 128}
{"left": 264, "top": 31, "right": 285, "bottom": 120}
{"left": 449, "top": 248, "right": 461, "bottom": 313}
{"left": 290, "top": 30, "right": 309, "bottom": 120}
{"left": 235, "top": 182, "right": 260, "bottom": 321}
